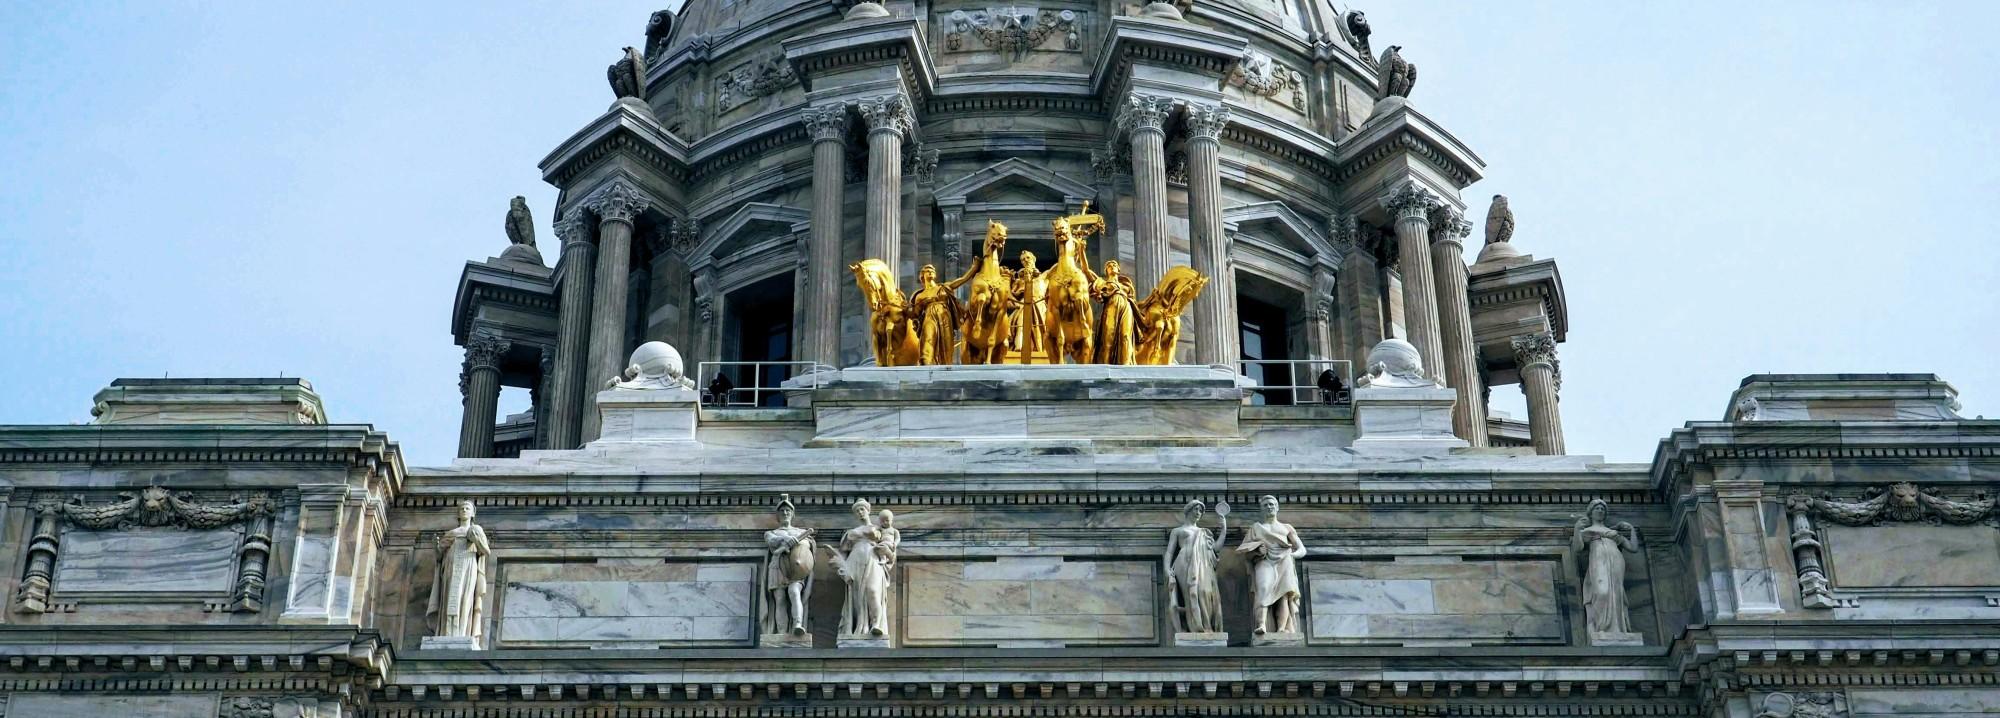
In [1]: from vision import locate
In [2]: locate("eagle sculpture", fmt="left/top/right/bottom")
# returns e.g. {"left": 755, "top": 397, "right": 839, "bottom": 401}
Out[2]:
{"left": 504, "top": 196, "right": 535, "bottom": 248}
{"left": 1378, "top": 45, "right": 1416, "bottom": 99}
{"left": 1484, "top": 194, "right": 1514, "bottom": 246}
{"left": 608, "top": 46, "right": 646, "bottom": 100}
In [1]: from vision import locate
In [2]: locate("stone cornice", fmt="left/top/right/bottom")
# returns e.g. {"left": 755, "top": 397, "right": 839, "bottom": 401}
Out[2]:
{"left": 1468, "top": 257, "right": 1567, "bottom": 342}
{"left": 449, "top": 258, "right": 555, "bottom": 344}
{"left": 1649, "top": 420, "right": 2000, "bottom": 497}
{"left": 782, "top": 16, "right": 938, "bottom": 102}
{"left": 1091, "top": 15, "right": 1249, "bottom": 102}
{"left": 0, "top": 425, "right": 405, "bottom": 495}
{"left": 539, "top": 98, "right": 689, "bottom": 189}
{"left": 1332, "top": 101, "right": 1485, "bottom": 189}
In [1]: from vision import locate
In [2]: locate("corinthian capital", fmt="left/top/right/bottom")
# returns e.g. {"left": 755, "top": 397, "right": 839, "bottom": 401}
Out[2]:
{"left": 854, "top": 94, "right": 914, "bottom": 138}
{"left": 554, "top": 211, "right": 594, "bottom": 247}
{"left": 1511, "top": 331, "right": 1561, "bottom": 391}
{"left": 1116, "top": 94, "right": 1175, "bottom": 135}
{"left": 1426, "top": 206, "right": 1472, "bottom": 243}
{"left": 582, "top": 179, "right": 654, "bottom": 224}
{"left": 464, "top": 333, "right": 511, "bottom": 373}
{"left": 801, "top": 104, "right": 850, "bottom": 143}
{"left": 1379, "top": 182, "right": 1441, "bottom": 222}
{"left": 1184, "top": 102, "right": 1230, "bottom": 142}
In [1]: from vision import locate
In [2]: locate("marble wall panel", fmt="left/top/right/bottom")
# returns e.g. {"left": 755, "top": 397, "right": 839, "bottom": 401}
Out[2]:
{"left": 1826, "top": 524, "right": 2000, "bottom": 589}
{"left": 498, "top": 561, "right": 754, "bottom": 648}
{"left": 1306, "top": 557, "right": 1562, "bottom": 645}
{"left": 1850, "top": 688, "right": 2000, "bottom": 716}
{"left": 904, "top": 557, "right": 1155, "bottom": 647}
{"left": 6, "top": 693, "right": 217, "bottom": 717}
{"left": 54, "top": 527, "right": 238, "bottom": 595}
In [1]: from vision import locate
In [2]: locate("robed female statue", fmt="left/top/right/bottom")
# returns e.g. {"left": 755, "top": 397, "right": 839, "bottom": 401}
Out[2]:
{"left": 1572, "top": 499, "right": 1641, "bottom": 641}
{"left": 834, "top": 499, "right": 898, "bottom": 638}
{"left": 427, "top": 500, "right": 491, "bottom": 642}
{"left": 1162, "top": 499, "right": 1223, "bottom": 634}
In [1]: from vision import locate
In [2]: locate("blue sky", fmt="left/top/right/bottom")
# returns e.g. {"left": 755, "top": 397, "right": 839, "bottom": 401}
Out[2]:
{"left": 2, "top": 1, "right": 1995, "bottom": 465}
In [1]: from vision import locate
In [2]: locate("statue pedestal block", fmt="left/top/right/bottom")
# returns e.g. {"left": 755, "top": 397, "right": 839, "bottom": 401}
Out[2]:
{"left": 420, "top": 636, "right": 481, "bottom": 651}
{"left": 1350, "top": 385, "right": 1468, "bottom": 453}
{"left": 1588, "top": 631, "right": 1643, "bottom": 647}
{"left": 1249, "top": 632, "right": 1304, "bottom": 647}
{"left": 761, "top": 632, "right": 813, "bottom": 649}
{"left": 805, "top": 365, "right": 1251, "bottom": 447}
{"left": 592, "top": 388, "right": 700, "bottom": 444}
{"left": 1173, "top": 631, "right": 1227, "bottom": 647}
{"left": 837, "top": 635, "right": 891, "bottom": 649}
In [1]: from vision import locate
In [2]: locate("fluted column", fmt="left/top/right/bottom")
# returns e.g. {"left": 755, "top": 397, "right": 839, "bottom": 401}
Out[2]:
{"left": 1119, "top": 95, "right": 1175, "bottom": 292}
{"left": 456, "top": 334, "right": 509, "bottom": 458}
{"left": 581, "top": 181, "right": 652, "bottom": 442}
{"left": 1428, "top": 207, "right": 1486, "bottom": 446}
{"left": 1184, "top": 102, "right": 1237, "bottom": 366}
{"left": 1512, "top": 332, "right": 1565, "bottom": 455}
{"left": 803, "top": 105, "right": 849, "bottom": 367}
{"left": 857, "top": 95, "right": 911, "bottom": 278}
{"left": 546, "top": 214, "right": 596, "bottom": 449}
{"left": 1381, "top": 183, "right": 1444, "bottom": 376}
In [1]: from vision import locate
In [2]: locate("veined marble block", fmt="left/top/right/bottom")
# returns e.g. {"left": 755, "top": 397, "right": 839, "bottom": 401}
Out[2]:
{"left": 592, "top": 388, "right": 700, "bottom": 444}
{"left": 807, "top": 365, "right": 1251, "bottom": 447}
{"left": 7, "top": 693, "right": 218, "bottom": 717}
{"left": 1350, "top": 385, "right": 1468, "bottom": 453}
{"left": 1306, "top": 557, "right": 1562, "bottom": 645}
{"left": 499, "top": 561, "right": 754, "bottom": 647}
{"left": 1824, "top": 524, "right": 2000, "bottom": 589}
{"left": 54, "top": 527, "right": 239, "bottom": 596}
{"left": 903, "top": 557, "right": 1157, "bottom": 647}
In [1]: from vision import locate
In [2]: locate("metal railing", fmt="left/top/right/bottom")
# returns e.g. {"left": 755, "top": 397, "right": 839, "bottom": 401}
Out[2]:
{"left": 1238, "top": 359, "right": 1353, "bottom": 406}
{"left": 694, "top": 361, "right": 835, "bottom": 408}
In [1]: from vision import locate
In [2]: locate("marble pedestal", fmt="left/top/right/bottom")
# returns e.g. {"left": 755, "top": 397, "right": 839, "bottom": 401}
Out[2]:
{"left": 1350, "top": 385, "right": 1469, "bottom": 453}
{"left": 761, "top": 632, "right": 812, "bottom": 649}
{"left": 1589, "top": 631, "right": 1643, "bottom": 647}
{"left": 838, "top": 635, "right": 891, "bottom": 649}
{"left": 420, "top": 636, "right": 481, "bottom": 651}
{"left": 1173, "top": 632, "right": 1227, "bottom": 647}
{"left": 1250, "top": 632, "right": 1305, "bottom": 647}
{"left": 591, "top": 388, "right": 700, "bottom": 444}
{"left": 806, "top": 364, "right": 1251, "bottom": 447}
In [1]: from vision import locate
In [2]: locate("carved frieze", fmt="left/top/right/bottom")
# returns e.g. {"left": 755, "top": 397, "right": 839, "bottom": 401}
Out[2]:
{"left": 715, "top": 55, "right": 798, "bottom": 113}
{"left": 1226, "top": 49, "right": 1307, "bottom": 111}
{"left": 13, "top": 487, "right": 276, "bottom": 614}
{"left": 944, "top": 7, "right": 1083, "bottom": 58}
{"left": 1789, "top": 482, "right": 1996, "bottom": 526}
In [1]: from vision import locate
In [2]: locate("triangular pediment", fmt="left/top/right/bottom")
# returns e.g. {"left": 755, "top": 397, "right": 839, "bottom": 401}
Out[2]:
{"left": 934, "top": 158, "right": 1094, "bottom": 207}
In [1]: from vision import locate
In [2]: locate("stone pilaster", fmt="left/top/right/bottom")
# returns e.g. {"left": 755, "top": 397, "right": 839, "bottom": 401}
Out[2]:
{"left": 278, "top": 483, "right": 349, "bottom": 623}
{"left": 857, "top": 95, "right": 911, "bottom": 279}
{"left": 1332, "top": 214, "right": 1384, "bottom": 369}
{"left": 1306, "top": 263, "right": 1338, "bottom": 362}
{"left": 546, "top": 214, "right": 596, "bottom": 450}
{"left": 456, "top": 333, "right": 509, "bottom": 458}
{"left": 803, "top": 104, "right": 849, "bottom": 367}
{"left": 1381, "top": 183, "right": 1444, "bottom": 376}
{"left": 1119, "top": 95, "right": 1175, "bottom": 292}
{"left": 1183, "top": 102, "right": 1237, "bottom": 365}
{"left": 580, "top": 180, "right": 652, "bottom": 442}
{"left": 1512, "top": 331, "right": 1564, "bottom": 455}
{"left": 1428, "top": 207, "right": 1486, "bottom": 446}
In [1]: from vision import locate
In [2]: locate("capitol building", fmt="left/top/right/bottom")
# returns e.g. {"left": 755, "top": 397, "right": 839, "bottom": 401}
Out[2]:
{"left": 0, "top": 2, "right": 1992, "bottom": 717}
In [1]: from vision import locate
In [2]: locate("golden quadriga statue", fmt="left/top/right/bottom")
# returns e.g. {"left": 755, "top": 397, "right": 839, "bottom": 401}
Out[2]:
{"left": 851, "top": 204, "right": 1208, "bottom": 366}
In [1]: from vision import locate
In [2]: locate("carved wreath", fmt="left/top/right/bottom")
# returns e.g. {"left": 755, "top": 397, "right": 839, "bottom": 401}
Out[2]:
{"left": 1788, "top": 482, "right": 1995, "bottom": 526}
{"left": 947, "top": 7, "right": 1080, "bottom": 57}
{"left": 43, "top": 486, "right": 275, "bottom": 530}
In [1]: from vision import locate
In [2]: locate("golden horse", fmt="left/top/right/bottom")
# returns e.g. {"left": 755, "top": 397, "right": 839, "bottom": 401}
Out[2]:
{"left": 959, "top": 220, "right": 1014, "bottom": 364}
{"left": 849, "top": 259, "right": 919, "bottom": 367}
{"left": 1044, "top": 204, "right": 1105, "bottom": 364}
{"left": 1135, "top": 265, "right": 1209, "bottom": 365}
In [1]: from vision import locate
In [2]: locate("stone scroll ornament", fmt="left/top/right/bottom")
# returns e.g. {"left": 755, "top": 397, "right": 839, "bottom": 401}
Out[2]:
{"left": 12, "top": 486, "right": 276, "bottom": 614}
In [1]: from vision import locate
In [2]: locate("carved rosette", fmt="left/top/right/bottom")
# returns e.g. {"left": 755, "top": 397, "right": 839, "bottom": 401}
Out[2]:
{"left": 12, "top": 487, "right": 277, "bottom": 614}
{"left": 1426, "top": 207, "right": 1473, "bottom": 246}
{"left": 1116, "top": 94, "right": 1175, "bottom": 136}
{"left": 855, "top": 95, "right": 914, "bottom": 139}
{"left": 1184, "top": 102, "right": 1230, "bottom": 142}
{"left": 802, "top": 104, "right": 851, "bottom": 143}
{"left": 1511, "top": 332, "right": 1561, "bottom": 393}
{"left": 1380, "top": 182, "right": 1442, "bottom": 222}
{"left": 582, "top": 180, "right": 653, "bottom": 225}
{"left": 1226, "top": 50, "right": 1307, "bottom": 111}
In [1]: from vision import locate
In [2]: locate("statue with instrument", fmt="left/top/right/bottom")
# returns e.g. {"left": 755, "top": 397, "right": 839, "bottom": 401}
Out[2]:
{"left": 761, "top": 494, "right": 815, "bottom": 637}
{"left": 1044, "top": 204, "right": 1105, "bottom": 364}
{"left": 1135, "top": 266, "right": 1208, "bottom": 365}
{"left": 850, "top": 259, "right": 919, "bottom": 366}
{"left": 910, "top": 263, "right": 973, "bottom": 365}
{"left": 959, "top": 221, "right": 1015, "bottom": 364}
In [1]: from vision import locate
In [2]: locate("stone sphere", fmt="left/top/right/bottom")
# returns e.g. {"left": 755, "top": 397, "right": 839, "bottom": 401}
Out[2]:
{"left": 1367, "top": 338, "right": 1424, "bottom": 377}
{"left": 627, "top": 341, "right": 687, "bottom": 380}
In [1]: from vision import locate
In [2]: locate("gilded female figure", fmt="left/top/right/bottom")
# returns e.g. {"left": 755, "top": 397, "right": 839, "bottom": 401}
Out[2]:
{"left": 427, "top": 500, "right": 491, "bottom": 641}
{"left": 836, "top": 499, "right": 897, "bottom": 637}
{"left": 909, "top": 264, "right": 973, "bottom": 365}
{"left": 761, "top": 495, "right": 815, "bottom": 636}
{"left": 1235, "top": 494, "right": 1306, "bottom": 635}
{"left": 1572, "top": 499, "right": 1639, "bottom": 638}
{"left": 1008, "top": 251, "right": 1050, "bottom": 363}
{"left": 1162, "top": 500, "right": 1222, "bottom": 634}
{"left": 1087, "top": 259, "right": 1139, "bottom": 364}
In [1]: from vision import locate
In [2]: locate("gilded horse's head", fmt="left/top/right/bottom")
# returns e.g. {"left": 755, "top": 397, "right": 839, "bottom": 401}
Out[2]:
{"left": 985, "top": 220, "right": 1008, "bottom": 255}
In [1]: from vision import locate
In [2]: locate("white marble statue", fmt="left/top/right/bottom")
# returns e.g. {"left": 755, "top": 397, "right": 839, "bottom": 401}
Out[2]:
{"left": 606, "top": 341, "right": 696, "bottom": 390}
{"left": 835, "top": 499, "right": 898, "bottom": 638}
{"left": 1235, "top": 494, "right": 1306, "bottom": 636}
{"left": 1572, "top": 499, "right": 1641, "bottom": 643}
{"left": 1162, "top": 499, "right": 1223, "bottom": 634}
{"left": 761, "top": 494, "right": 816, "bottom": 636}
{"left": 427, "top": 500, "right": 491, "bottom": 644}
{"left": 1353, "top": 337, "right": 1437, "bottom": 388}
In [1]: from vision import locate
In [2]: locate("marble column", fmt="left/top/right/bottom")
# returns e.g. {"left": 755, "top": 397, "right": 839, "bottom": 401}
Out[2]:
{"left": 1332, "top": 215, "right": 1384, "bottom": 369}
{"left": 1512, "top": 331, "right": 1565, "bottom": 455}
{"left": 857, "top": 95, "right": 911, "bottom": 278}
{"left": 1381, "top": 183, "right": 1444, "bottom": 377}
{"left": 1119, "top": 95, "right": 1175, "bottom": 292}
{"left": 1183, "top": 102, "right": 1237, "bottom": 366}
{"left": 1428, "top": 207, "right": 1487, "bottom": 446}
{"left": 546, "top": 214, "right": 596, "bottom": 450}
{"left": 456, "top": 333, "right": 509, "bottom": 459}
{"left": 581, "top": 180, "right": 652, "bottom": 442}
{"left": 803, "top": 104, "right": 849, "bottom": 367}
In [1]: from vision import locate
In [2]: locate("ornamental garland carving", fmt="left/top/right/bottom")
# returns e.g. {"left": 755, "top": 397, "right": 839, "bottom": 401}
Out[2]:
{"left": 1226, "top": 50, "right": 1307, "bottom": 111}
{"left": 715, "top": 55, "right": 798, "bottom": 113}
{"left": 1788, "top": 482, "right": 1996, "bottom": 526}
{"left": 53, "top": 486, "right": 274, "bottom": 530}
{"left": 13, "top": 487, "right": 278, "bottom": 614}
{"left": 945, "top": 7, "right": 1082, "bottom": 58}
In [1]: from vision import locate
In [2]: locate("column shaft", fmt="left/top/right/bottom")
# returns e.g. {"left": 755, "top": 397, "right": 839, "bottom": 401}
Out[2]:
{"left": 582, "top": 215, "right": 633, "bottom": 442}
{"left": 546, "top": 224, "right": 595, "bottom": 450}
{"left": 858, "top": 96, "right": 909, "bottom": 278}
{"left": 456, "top": 358, "right": 502, "bottom": 459}
{"left": 1185, "top": 103, "right": 1236, "bottom": 366}
{"left": 1513, "top": 332, "right": 1565, "bottom": 455}
{"left": 1121, "top": 95, "right": 1173, "bottom": 292}
{"left": 804, "top": 106, "right": 849, "bottom": 367}
{"left": 1383, "top": 184, "right": 1445, "bottom": 374}
{"left": 1429, "top": 213, "right": 1487, "bottom": 446}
